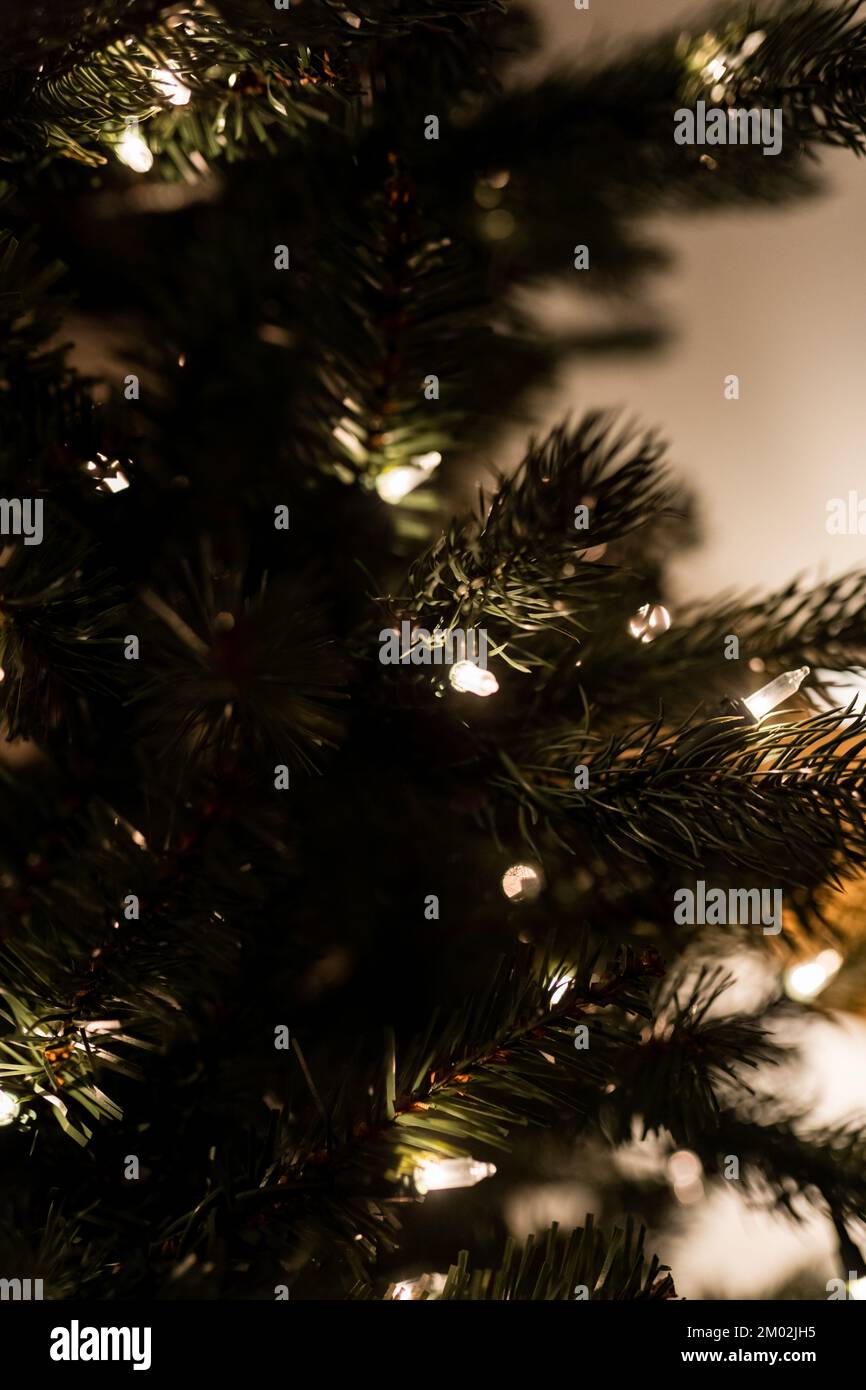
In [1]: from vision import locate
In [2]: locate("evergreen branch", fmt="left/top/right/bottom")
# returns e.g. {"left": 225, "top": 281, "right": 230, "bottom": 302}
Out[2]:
{"left": 284, "top": 158, "right": 479, "bottom": 511}
{"left": 604, "top": 968, "right": 786, "bottom": 1148}
{"left": 711, "top": 0, "right": 866, "bottom": 153}
{"left": 695, "top": 1107, "right": 866, "bottom": 1238}
{"left": 0, "top": 524, "right": 127, "bottom": 741}
{"left": 399, "top": 416, "right": 674, "bottom": 671}
{"left": 0, "top": 0, "right": 504, "bottom": 169}
{"left": 379, "top": 1216, "right": 676, "bottom": 1300}
{"left": 496, "top": 706, "right": 866, "bottom": 883}
{"left": 133, "top": 559, "right": 350, "bottom": 775}
{"left": 556, "top": 570, "right": 866, "bottom": 723}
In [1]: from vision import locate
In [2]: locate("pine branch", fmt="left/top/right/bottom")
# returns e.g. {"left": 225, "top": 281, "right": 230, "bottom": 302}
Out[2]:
{"left": 554, "top": 571, "right": 866, "bottom": 724}
{"left": 694, "top": 1107, "right": 866, "bottom": 1250}
{"left": 604, "top": 967, "right": 786, "bottom": 1148}
{"left": 0, "top": 0, "right": 505, "bottom": 169}
{"left": 0, "top": 524, "right": 127, "bottom": 741}
{"left": 711, "top": 0, "right": 866, "bottom": 153}
{"left": 496, "top": 705, "right": 866, "bottom": 884}
{"left": 399, "top": 416, "right": 674, "bottom": 672}
{"left": 378, "top": 1216, "right": 677, "bottom": 1300}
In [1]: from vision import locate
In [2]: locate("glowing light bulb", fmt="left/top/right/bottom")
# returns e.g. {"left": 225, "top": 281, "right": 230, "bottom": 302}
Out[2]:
{"left": 667, "top": 1149, "right": 704, "bottom": 1205}
{"left": 740, "top": 31, "right": 766, "bottom": 59}
{"left": 0, "top": 1089, "right": 19, "bottom": 1126}
{"left": 150, "top": 66, "right": 191, "bottom": 105}
{"left": 115, "top": 125, "right": 154, "bottom": 173}
{"left": 627, "top": 603, "right": 671, "bottom": 643}
{"left": 743, "top": 666, "right": 810, "bottom": 722}
{"left": 501, "top": 863, "right": 542, "bottom": 902}
{"left": 784, "top": 949, "right": 842, "bottom": 1003}
{"left": 448, "top": 660, "right": 498, "bottom": 697}
{"left": 101, "top": 468, "right": 130, "bottom": 493}
{"left": 390, "top": 1273, "right": 445, "bottom": 1300}
{"left": 375, "top": 469, "right": 420, "bottom": 504}
{"left": 549, "top": 974, "right": 574, "bottom": 1007}
{"left": 413, "top": 1157, "right": 497, "bottom": 1195}
{"left": 374, "top": 452, "right": 441, "bottom": 504}
{"left": 391, "top": 1280, "right": 419, "bottom": 1300}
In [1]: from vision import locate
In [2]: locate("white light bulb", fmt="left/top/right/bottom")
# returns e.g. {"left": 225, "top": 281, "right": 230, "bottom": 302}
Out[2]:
{"left": 116, "top": 126, "right": 154, "bottom": 173}
{"left": 784, "top": 949, "right": 842, "bottom": 1003}
{"left": 390, "top": 1273, "right": 445, "bottom": 1300}
{"left": 549, "top": 974, "right": 574, "bottom": 1007}
{"left": 102, "top": 469, "right": 130, "bottom": 493}
{"left": 374, "top": 452, "right": 441, "bottom": 504}
{"left": 627, "top": 603, "right": 671, "bottom": 643}
{"left": 501, "top": 863, "right": 541, "bottom": 902}
{"left": 375, "top": 467, "right": 423, "bottom": 504}
{"left": 413, "top": 1157, "right": 497, "bottom": 1195}
{"left": 743, "top": 666, "right": 810, "bottom": 722}
{"left": 667, "top": 1149, "right": 704, "bottom": 1205}
{"left": 391, "top": 1280, "right": 419, "bottom": 1301}
{"left": 150, "top": 67, "right": 191, "bottom": 105}
{"left": 448, "top": 661, "right": 498, "bottom": 697}
{"left": 0, "top": 1090, "right": 19, "bottom": 1126}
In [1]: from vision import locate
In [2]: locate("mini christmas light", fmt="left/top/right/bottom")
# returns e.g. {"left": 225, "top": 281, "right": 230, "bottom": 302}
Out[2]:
{"left": 88, "top": 455, "right": 131, "bottom": 493}
{"left": 667, "top": 1149, "right": 704, "bottom": 1205}
{"left": 501, "top": 863, "right": 541, "bottom": 902}
{"left": 150, "top": 66, "right": 191, "bottom": 106}
{"left": 413, "top": 1156, "right": 497, "bottom": 1195}
{"left": 374, "top": 452, "right": 441, "bottom": 504}
{"left": 742, "top": 666, "right": 809, "bottom": 722}
{"left": 115, "top": 124, "right": 154, "bottom": 173}
{"left": 784, "top": 948, "right": 842, "bottom": 1003}
{"left": 0, "top": 1089, "right": 19, "bottom": 1126}
{"left": 448, "top": 660, "right": 498, "bottom": 697}
{"left": 375, "top": 468, "right": 420, "bottom": 503}
{"left": 549, "top": 974, "right": 574, "bottom": 1007}
{"left": 390, "top": 1273, "right": 445, "bottom": 1300}
{"left": 101, "top": 469, "right": 130, "bottom": 494}
{"left": 627, "top": 602, "right": 671, "bottom": 643}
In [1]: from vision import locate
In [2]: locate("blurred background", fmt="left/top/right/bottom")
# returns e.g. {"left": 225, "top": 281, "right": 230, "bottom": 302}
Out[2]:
{"left": 512, "top": 0, "right": 866, "bottom": 604}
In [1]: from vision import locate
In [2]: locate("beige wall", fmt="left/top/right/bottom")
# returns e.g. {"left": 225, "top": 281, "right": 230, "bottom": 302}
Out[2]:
{"left": 527, "top": 0, "right": 866, "bottom": 601}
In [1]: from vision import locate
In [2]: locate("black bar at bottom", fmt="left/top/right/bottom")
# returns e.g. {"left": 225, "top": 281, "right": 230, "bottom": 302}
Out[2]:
{"left": 2, "top": 1296, "right": 860, "bottom": 1377}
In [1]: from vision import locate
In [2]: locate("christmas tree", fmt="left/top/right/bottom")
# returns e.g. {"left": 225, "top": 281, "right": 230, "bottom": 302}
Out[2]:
{"left": 1, "top": 0, "right": 866, "bottom": 1305}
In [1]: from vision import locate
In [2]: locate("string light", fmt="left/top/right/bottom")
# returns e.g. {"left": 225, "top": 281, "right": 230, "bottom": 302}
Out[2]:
{"left": 667, "top": 1149, "right": 704, "bottom": 1205}
{"left": 627, "top": 603, "right": 671, "bottom": 643}
{"left": 784, "top": 948, "right": 842, "bottom": 1003}
{"left": 549, "top": 974, "right": 574, "bottom": 1007}
{"left": 742, "top": 666, "right": 809, "bottom": 722}
{"left": 390, "top": 1274, "right": 445, "bottom": 1300}
{"left": 374, "top": 452, "right": 441, "bottom": 504}
{"left": 448, "top": 660, "right": 498, "bottom": 697}
{"left": 501, "top": 863, "right": 542, "bottom": 902}
{"left": 413, "top": 1156, "right": 497, "bottom": 1195}
{"left": 115, "top": 123, "right": 154, "bottom": 173}
{"left": 0, "top": 1089, "right": 19, "bottom": 1126}
{"left": 150, "top": 65, "right": 191, "bottom": 105}
{"left": 86, "top": 455, "right": 130, "bottom": 493}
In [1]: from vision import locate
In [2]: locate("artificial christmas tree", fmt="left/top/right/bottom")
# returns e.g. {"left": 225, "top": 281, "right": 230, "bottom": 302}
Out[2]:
{"left": 1, "top": 0, "right": 866, "bottom": 1310}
